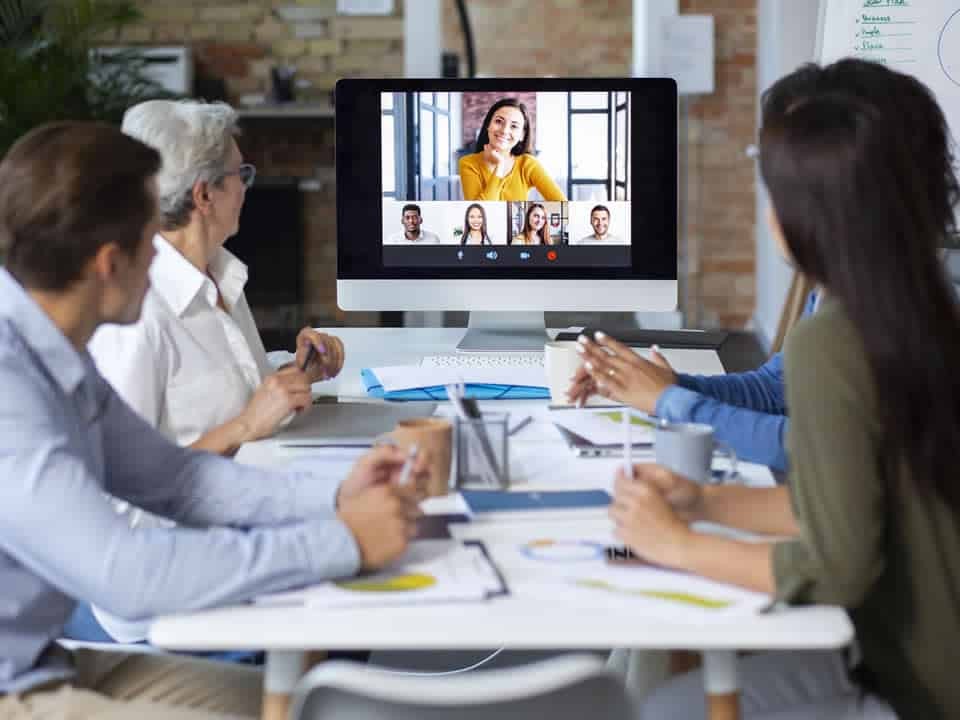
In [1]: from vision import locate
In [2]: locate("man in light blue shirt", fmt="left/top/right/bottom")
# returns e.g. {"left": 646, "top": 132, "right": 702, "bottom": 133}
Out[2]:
{"left": 0, "top": 123, "right": 424, "bottom": 717}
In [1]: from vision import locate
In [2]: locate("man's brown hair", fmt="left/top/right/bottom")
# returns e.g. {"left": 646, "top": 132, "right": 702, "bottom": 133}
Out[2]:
{"left": 0, "top": 122, "right": 162, "bottom": 291}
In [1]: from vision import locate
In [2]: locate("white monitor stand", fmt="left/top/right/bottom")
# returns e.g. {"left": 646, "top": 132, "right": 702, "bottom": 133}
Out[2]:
{"left": 457, "top": 311, "right": 549, "bottom": 352}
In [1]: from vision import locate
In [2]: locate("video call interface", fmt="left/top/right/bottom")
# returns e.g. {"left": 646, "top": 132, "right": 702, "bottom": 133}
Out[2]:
{"left": 381, "top": 90, "right": 634, "bottom": 268}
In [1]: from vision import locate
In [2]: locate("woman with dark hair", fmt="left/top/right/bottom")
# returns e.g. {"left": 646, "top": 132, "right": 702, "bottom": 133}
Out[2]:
{"left": 459, "top": 98, "right": 566, "bottom": 201}
{"left": 570, "top": 58, "right": 959, "bottom": 474}
{"left": 512, "top": 202, "right": 549, "bottom": 245}
{"left": 597, "top": 65, "right": 960, "bottom": 719}
{"left": 460, "top": 203, "right": 491, "bottom": 245}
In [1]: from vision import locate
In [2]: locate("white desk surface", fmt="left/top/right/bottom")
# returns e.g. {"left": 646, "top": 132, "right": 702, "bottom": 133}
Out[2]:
{"left": 150, "top": 327, "right": 853, "bottom": 655}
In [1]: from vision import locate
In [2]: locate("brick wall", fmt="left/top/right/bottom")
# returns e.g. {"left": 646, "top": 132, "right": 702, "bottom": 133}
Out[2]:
{"left": 120, "top": 0, "right": 756, "bottom": 330}
{"left": 109, "top": 0, "right": 404, "bottom": 102}
{"left": 680, "top": 0, "right": 757, "bottom": 328}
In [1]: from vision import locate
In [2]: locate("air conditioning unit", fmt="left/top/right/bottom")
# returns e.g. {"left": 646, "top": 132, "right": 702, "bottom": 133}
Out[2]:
{"left": 92, "top": 46, "right": 193, "bottom": 96}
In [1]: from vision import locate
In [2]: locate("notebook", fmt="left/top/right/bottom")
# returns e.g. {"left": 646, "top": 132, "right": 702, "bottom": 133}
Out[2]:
{"left": 461, "top": 489, "right": 612, "bottom": 513}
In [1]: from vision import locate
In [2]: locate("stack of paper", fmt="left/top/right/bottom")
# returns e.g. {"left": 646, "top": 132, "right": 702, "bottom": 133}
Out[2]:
{"left": 549, "top": 408, "right": 655, "bottom": 446}
{"left": 254, "top": 540, "right": 506, "bottom": 609}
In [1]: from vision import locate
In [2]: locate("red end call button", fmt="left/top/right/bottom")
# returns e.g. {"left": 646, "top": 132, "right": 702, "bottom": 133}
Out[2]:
{"left": 546, "top": 250, "right": 558, "bottom": 261}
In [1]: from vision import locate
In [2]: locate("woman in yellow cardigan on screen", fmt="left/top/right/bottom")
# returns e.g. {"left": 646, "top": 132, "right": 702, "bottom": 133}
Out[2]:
{"left": 459, "top": 98, "right": 567, "bottom": 202}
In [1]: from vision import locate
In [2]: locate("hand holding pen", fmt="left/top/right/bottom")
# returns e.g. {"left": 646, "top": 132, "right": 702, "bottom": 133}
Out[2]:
{"left": 295, "top": 328, "right": 345, "bottom": 383}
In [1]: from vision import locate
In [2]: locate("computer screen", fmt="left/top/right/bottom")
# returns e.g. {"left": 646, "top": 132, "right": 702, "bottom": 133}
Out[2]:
{"left": 336, "top": 78, "right": 677, "bottom": 348}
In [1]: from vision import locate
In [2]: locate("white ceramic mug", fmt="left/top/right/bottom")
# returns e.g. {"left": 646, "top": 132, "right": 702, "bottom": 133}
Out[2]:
{"left": 544, "top": 341, "right": 582, "bottom": 405}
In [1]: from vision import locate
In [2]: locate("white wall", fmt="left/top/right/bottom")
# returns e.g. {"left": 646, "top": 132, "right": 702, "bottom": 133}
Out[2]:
{"left": 753, "top": 0, "right": 820, "bottom": 348}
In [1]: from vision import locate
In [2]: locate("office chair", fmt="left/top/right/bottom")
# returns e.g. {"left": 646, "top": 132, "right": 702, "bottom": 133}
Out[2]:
{"left": 289, "top": 653, "right": 635, "bottom": 720}
{"left": 769, "top": 271, "right": 815, "bottom": 355}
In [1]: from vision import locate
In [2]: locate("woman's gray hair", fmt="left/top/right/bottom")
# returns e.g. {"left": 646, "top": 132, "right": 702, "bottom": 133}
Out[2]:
{"left": 121, "top": 99, "right": 239, "bottom": 230}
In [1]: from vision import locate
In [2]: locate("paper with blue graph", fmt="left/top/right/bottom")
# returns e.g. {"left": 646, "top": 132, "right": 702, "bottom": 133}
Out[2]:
{"left": 460, "top": 521, "right": 771, "bottom": 620}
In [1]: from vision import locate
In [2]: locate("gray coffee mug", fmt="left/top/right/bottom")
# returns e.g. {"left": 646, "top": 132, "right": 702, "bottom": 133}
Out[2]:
{"left": 654, "top": 421, "right": 737, "bottom": 485}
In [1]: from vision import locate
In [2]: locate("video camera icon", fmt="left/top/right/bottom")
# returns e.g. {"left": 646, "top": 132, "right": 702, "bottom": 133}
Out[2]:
{"left": 519, "top": 251, "right": 531, "bottom": 260}
{"left": 485, "top": 250, "right": 499, "bottom": 260}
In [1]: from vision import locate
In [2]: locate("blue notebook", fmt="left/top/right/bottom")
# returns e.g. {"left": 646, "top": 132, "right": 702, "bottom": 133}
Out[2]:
{"left": 461, "top": 489, "right": 612, "bottom": 513}
{"left": 361, "top": 368, "right": 550, "bottom": 401}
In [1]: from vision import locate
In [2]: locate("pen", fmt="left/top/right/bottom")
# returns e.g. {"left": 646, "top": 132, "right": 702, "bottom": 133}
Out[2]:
{"left": 622, "top": 408, "right": 633, "bottom": 479}
{"left": 508, "top": 415, "right": 533, "bottom": 437}
{"left": 300, "top": 343, "right": 317, "bottom": 372}
{"left": 397, "top": 443, "right": 419, "bottom": 486}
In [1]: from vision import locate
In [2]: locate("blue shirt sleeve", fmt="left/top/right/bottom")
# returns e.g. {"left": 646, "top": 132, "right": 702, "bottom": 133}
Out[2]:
{"left": 651, "top": 290, "right": 820, "bottom": 473}
{"left": 675, "top": 353, "right": 787, "bottom": 414}
{"left": 0, "top": 364, "right": 360, "bottom": 622}
{"left": 95, "top": 371, "right": 343, "bottom": 527}
{"left": 655, "top": 353, "right": 789, "bottom": 472}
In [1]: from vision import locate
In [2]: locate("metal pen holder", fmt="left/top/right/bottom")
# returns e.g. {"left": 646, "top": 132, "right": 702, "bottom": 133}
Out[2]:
{"left": 453, "top": 412, "right": 510, "bottom": 490}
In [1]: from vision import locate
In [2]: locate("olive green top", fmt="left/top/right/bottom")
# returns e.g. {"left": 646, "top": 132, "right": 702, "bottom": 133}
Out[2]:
{"left": 773, "top": 298, "right": 960, "bottom": 720}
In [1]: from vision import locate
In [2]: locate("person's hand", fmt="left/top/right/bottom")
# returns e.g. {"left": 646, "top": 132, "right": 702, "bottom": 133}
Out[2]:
{"left": 237, "top": 366, "right": 312, "bottom": 441}
{"left": 337, "top": 482, "right": 423, "bottom": 570}
{"left": 482, "top": 143, "right": 510, "bottom": 176}
{"left": 295, "top": 329, "right": 345, "bottom": 384}
{"left": 609, "top": 464, "right": 695, "bottom": 567}
{"left": 565, "top": 364, "right": 598, "bottom": 408}
{"left": 337, "top": 444, "right": 430, "bottom": 505}
{"left": 615, "top": 463, "right": 706, "bottom": 522}
{"left": 575, "top": 333, "right": 677, "bottom": 414}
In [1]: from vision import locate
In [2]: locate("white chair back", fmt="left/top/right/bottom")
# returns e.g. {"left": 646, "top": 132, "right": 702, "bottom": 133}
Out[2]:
{"left": 289, "top": 653, "right": 635, "bottom": 720}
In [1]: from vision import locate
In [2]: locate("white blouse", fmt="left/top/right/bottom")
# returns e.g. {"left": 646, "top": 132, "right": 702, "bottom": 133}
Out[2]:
{"left": 87, "top": 235, "right": 275, "bottom": 642}
{"left": 89, "top": 234, "right": 273, "bottom": 447}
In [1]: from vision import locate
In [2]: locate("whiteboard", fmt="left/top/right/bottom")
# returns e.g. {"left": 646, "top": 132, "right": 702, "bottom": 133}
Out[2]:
{"left": 818, "top": 1, "right": 960, "bottom": 245}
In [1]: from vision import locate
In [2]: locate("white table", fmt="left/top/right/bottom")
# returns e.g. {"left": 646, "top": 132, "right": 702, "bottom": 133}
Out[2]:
{"left": 150, "top": 328, "right": 853, "bottom": 720}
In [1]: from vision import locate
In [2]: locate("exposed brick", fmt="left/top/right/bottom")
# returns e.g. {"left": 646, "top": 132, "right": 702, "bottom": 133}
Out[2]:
{"left": 273, "top": 38, "right": 308, "bottom": 57}
{"left": 334, "top": 17, "right": 403, "bottom": 39}
{"left": 198, "top": 3, "right": 265, "bottom": 22}
{"left": 308, "top": 38, "right": 340, "bottom": 55}
{"left": 141, "top": 6, "right": 196, "bottom": 23}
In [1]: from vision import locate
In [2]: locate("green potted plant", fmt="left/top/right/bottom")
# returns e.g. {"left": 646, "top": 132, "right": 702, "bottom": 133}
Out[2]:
{"left": 0, "top": 0, "right": 171, "bottom": 156}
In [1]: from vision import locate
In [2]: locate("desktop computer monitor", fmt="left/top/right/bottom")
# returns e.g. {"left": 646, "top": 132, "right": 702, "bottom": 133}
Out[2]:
{"left": 336, "top": 78, "right": 678, "bottom": 351}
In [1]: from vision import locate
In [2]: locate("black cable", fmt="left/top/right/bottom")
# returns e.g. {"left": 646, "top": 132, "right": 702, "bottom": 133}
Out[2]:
{"left": 454, "top": 0, "right": 476, "bottom": 78}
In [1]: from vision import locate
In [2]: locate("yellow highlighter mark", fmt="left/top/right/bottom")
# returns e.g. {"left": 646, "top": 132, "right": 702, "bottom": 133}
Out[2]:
{"left": 597, "top": 411, "right": 653, "bottom": 428}
{"left": 575, "top": 578, "right": 733, "bottom": 609}
{"left": 527, "top": 539, "right": 558, "bottom": 548}
{"left": 335, "top": 573, "right": 437, "bottom": 593}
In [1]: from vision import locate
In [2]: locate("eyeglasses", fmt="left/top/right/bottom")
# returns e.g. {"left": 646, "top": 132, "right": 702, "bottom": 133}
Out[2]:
{"left": 222, "top": 163, "right": 257, "bottom": 189}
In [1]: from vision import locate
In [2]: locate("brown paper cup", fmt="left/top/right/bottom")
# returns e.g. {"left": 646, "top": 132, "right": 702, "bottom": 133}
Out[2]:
{"left": 390, "top": 417, "right": 453, "bottom": 497}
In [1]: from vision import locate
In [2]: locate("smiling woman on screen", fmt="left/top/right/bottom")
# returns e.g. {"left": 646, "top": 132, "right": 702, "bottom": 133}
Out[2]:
{"left": 458, "top": 98, "right": 566, "bottom": 202}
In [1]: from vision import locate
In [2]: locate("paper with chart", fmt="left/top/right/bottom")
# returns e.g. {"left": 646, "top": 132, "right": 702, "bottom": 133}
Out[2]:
{"left": 460, "top": 522, "right": 770, "bottom": 619}
{"left": 820, "top": 0, "right": 960, "bottom": 242}
{"left": 254, "top": 540, "right": 505, "bottom": 609}
{"left": 549, "top": 407, "right": 656, "bottom": 446}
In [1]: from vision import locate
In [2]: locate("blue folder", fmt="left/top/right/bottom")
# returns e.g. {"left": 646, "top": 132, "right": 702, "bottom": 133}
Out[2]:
{"left": 461, "top": 489, "right": 612, "bottom": 513}
{"left": 361, "top": 368, "right": 550, "bottom": 401}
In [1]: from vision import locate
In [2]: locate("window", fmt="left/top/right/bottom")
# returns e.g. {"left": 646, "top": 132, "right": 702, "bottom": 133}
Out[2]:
{"left": 412, "top": 92, "right": 459, "bottom": 200}
{"left": 565, "top": 91, "right": 630, "bottom": 201}
{"left": 381, "top": 92, "right": 404, "bottom": 198}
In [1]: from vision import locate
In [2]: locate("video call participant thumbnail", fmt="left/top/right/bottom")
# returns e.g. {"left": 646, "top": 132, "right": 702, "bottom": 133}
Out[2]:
{"left": 385, "top": 204, "right": 441, "bottom": 245}
{"left": 572, "top": 205, "right": 622, "bottom": 245}
{"left": 511, "top": 202, "right": 550, "bottom": 245}
{"left": 459, "top": 98, "right": 566, "bottom": 202}
{"left": 459, "top": 203, "right": 494, "bottom": 245}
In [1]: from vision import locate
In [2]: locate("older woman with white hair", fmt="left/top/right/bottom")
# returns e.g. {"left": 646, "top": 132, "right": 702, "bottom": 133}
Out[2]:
{"left": 64, "top": 99, "right": 346, "bottom": 649}
{"left": 92, "top": 99, "right": 344, "bottom": 454}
